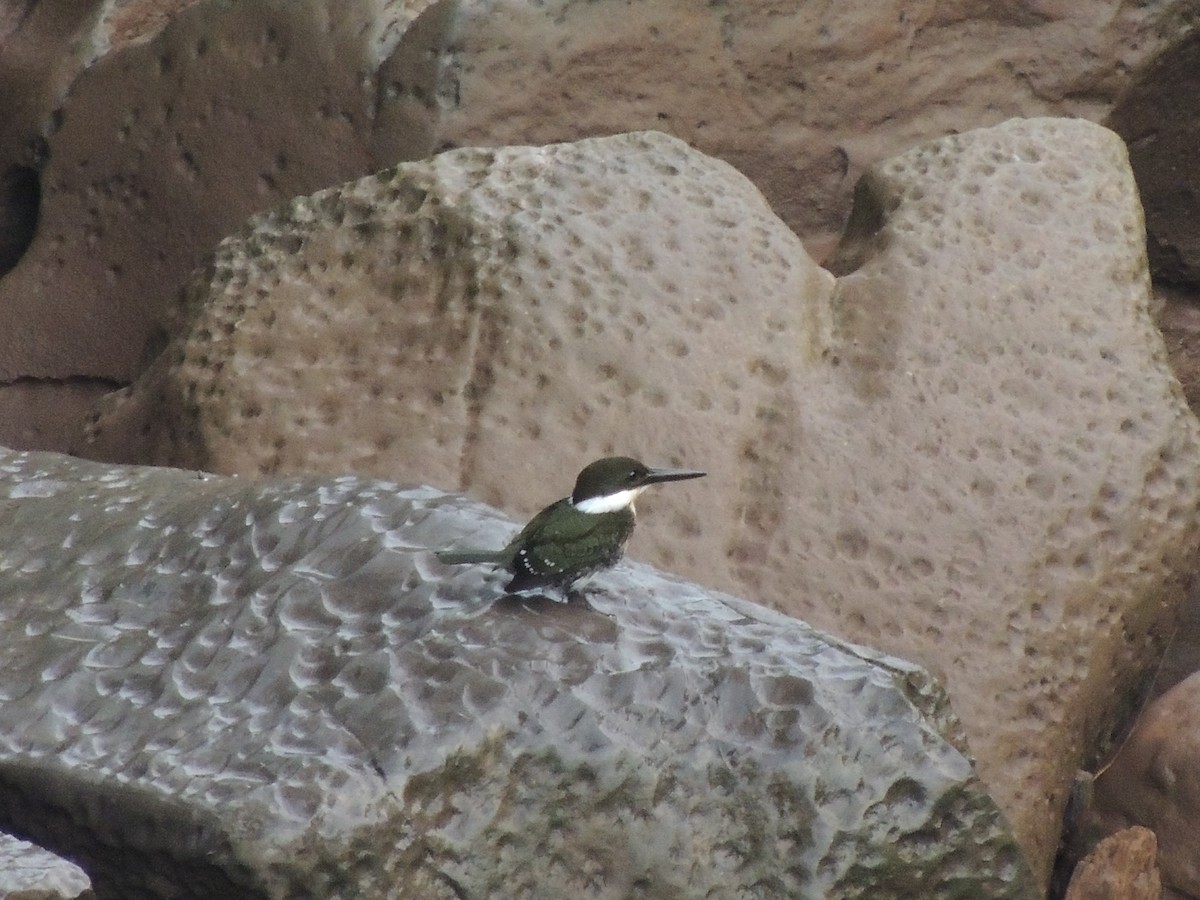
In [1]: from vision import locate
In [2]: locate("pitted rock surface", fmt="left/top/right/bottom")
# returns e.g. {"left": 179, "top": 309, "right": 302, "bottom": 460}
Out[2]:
{"left": 2, "top": 1, "right": 1197, "bottom": 453}
{"left": 0, "top": 832, "right": 91, "bottom": 899}
{"left": 75, "top": 121, "right": 1200, "bottom": 883}
{"left": 77, "top": 129, "right": 834, "bottom": 494}
{"left": 0, "top": 449, "right": 1035, "bottom": 899}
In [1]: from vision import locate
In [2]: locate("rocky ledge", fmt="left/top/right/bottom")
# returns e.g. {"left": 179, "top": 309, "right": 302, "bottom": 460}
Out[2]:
{"left": 0, "top": 449, "right": 1033, "bottom": 898}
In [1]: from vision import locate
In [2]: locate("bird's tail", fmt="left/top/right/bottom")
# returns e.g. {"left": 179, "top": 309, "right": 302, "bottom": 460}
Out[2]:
{"left": 436, "top": 548, "right": 504, "bottom": 565}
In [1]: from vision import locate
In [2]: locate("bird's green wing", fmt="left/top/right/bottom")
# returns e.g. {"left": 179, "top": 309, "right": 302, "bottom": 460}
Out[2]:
{"left": 505, "top": 499, "right": 606, "bottom": 547}
{"left": 504, "top": 499, "right": 635, "bottom": 584}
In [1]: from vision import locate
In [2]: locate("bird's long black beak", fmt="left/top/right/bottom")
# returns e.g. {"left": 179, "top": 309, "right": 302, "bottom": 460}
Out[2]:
{"left": 641, "top": 466, "right": 706, "bottom": 486}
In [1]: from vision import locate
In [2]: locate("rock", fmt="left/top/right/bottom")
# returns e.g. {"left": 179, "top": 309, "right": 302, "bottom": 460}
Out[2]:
{"left": 75, "top": 120, "right": 1200, "bottom": 886}
{"left": 820, "top": 117, "right": 1200, "bottom": 884}
{"left": 75, "top": 129, "right": 835, "bottom": 495}
{"left": 0, "top": 832, "right": 92, "bottom": 900}
{"left": 2, "top": 1, "right": 1197, "bottom": 452}
{"left": 0, "top": 0, "right": 454, "bottom": 390}
{"left": 1084, "top": 671, "right": 1200, "bottom": 897}
{"left": 0, "top": 380, "right": 117, "bottom": 452}
{"left": 437, "top": 0, "right": 1196, "bottom": 249}
{"left": 1108, "top": 30, "right": 1200, "bottom": 286}
{"left": 1156, "top": 286, "right": 1200, "bottom": 417}
{"left": 1064, "top": 826, "right": 1161, "bottom": 900}
{"left": 0, "top": 449, "right": 1036, "bottom": 898}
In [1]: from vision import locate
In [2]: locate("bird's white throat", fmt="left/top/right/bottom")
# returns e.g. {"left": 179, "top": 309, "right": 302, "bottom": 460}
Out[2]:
{"left": 573, "top": 486, "right": 645, "bottom": 514}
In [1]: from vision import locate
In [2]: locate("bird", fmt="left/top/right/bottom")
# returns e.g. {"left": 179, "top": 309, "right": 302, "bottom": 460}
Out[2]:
{"left": 436, "top": 456, "right": 705, "bottom": 594}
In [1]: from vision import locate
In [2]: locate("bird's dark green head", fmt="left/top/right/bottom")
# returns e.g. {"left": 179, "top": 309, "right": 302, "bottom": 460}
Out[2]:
{"left": 570, "top": 456, "right": 705, "bottom": 510}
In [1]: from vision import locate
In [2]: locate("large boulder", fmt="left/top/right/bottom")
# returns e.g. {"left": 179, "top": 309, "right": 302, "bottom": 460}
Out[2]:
{"left": 0, "top": 0, "right": 453, "bottom": 407}
{"left": 75, "top": 121, "right": 1200, "bottom": 883}
{"left": 437, "top": 0, "right": 1198, "bottom": 250}
{"left": 2, "top": 1, "right": 1198, "bottom": 453}
{"left": 0, "top": 449, "right": 1035, "bottom": 898}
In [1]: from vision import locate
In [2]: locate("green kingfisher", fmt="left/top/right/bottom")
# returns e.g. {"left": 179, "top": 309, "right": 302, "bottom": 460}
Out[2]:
{"left": 436, "top": 456, "right": 705, "bottom": 594}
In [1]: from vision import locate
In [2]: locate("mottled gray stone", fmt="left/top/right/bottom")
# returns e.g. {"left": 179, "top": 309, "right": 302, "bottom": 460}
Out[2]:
{"left": 0, "top": 831, "right": 91, "bottom": 899}
{"left": 0, "top": 450, "right": 1035, "bottom": 899}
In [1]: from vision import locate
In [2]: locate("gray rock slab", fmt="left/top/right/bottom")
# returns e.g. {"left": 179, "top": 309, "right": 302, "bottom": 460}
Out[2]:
{"left": 0, "top": 450, "right": 1035, "bottom": 898}
{"left": 0, "top": 831, "right": 90, "bottom": 899}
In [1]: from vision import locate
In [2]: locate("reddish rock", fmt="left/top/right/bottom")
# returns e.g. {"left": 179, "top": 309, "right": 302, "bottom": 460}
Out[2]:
{"left": 1065, "top": 826, "right": 1161, "bottom": 900}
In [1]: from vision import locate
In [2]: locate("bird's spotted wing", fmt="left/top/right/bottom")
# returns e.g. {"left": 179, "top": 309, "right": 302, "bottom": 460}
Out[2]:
{"left": 504, "top": 499, "right": 634, "bottom": 591}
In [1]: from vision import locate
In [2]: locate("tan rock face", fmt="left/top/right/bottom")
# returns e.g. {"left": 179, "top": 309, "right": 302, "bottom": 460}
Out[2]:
{"left": 437, "top": 0, "right": 1194, "bottom": 250}
{"left": 0, "top": 0, "right": 451, "bottom": 388}
{"left": 1086, "top": 672, "right": 1200, "bottom": 897}
{"left": 818, "top": 118, "right": 1200, "bottom": 881}
{"left": 78, "top": 129, "right": 835, "bottom": 500}
{"left": 1, "top": 1, "right": 1195, "bottom": 451}
{"left": 0, "top": 379, "right": 117, "bottom": 451}
{"left": 76, "top": 121, "right": 1200, "bottom": 885}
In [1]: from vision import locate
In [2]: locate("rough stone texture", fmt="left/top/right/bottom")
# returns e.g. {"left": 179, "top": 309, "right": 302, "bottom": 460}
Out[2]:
{"left": 821, "top": 117, "right": 1200, "bottom": 882}
{"left": 0, "top": 833, "right": 92, "bottom": 899}
{"left": 76, "top": 130, "right": 835, "bottom": 495}
{"left": 1, "top": 0, "right": 452, "bottom": 382}
{"left": 3, "top": 1, "right": 1200, "bottom": 453}
{"left": 818, "top": 117, "right": 1200, "bottom": 881}
{"left": 1108, "top": 29, "right": 1200, "bottom": 286}
{"left": 1081, "top": 671, "right": 1200, "bottom": 897}
{"left": 0, "top": 381, "right": 118, "bottom": 453}
{"left": 437, "top": 0, "right": 1200, "bottom": 252}
{"left": 1064, "top": 826, "right": 1162, "bottom": 900}
{"left": 74, "top": 121, "right": 1200, "bottom": 884}
{"left": 0, "top": 449, "right": 1036, "bottom": 899}
{"left": 0, "top": 0, "right": 454, "bottom": 443}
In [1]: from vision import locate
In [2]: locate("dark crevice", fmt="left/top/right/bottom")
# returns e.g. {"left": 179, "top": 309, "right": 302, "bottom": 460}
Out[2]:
{"left": 0, "top": 164, "right": 41, "bottom": 276}
{"left": 0, "top": 374, "right": 127, "bottom": 392}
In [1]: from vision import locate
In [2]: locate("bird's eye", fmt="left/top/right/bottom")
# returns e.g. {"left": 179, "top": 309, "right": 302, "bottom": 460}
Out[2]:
{"left": 627, "top": 470, "right": 639, "bottom": 482}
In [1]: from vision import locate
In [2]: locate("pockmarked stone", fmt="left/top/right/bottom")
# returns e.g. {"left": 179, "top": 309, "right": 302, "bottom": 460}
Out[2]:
{"left": 1, "top": 1, "right": 1195, "bottom": 454}
{"left": 0, "top": 449, "right": 1036, "bottom": 899}
{"left": 819, "top": 118, "right": 1200, "bottom": 884}
{"left": 75, "top": 122, "right": 1200, "bottom": 887}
